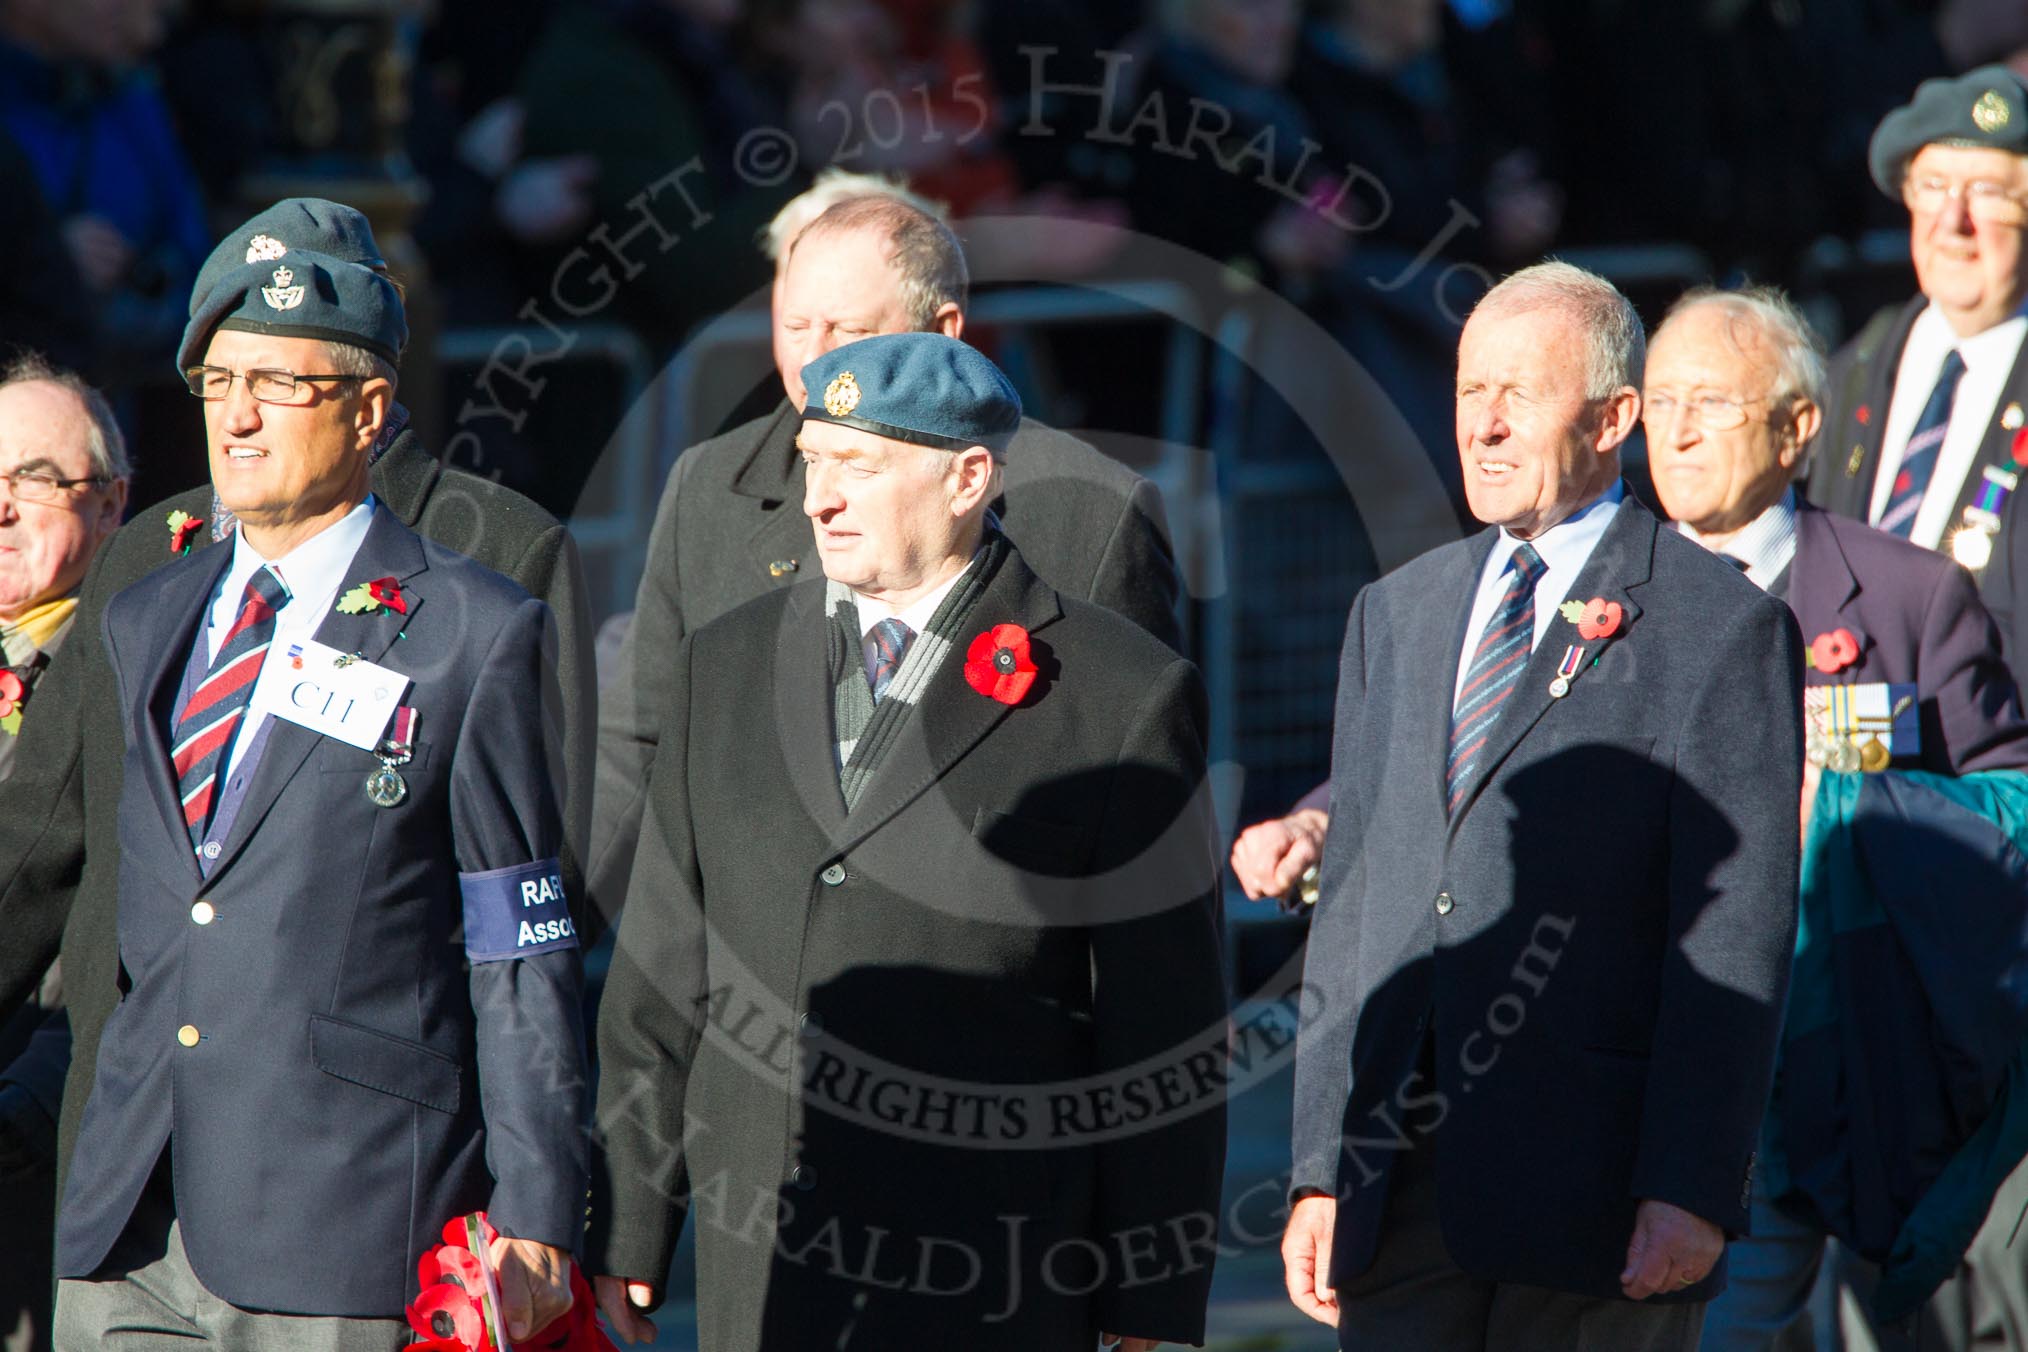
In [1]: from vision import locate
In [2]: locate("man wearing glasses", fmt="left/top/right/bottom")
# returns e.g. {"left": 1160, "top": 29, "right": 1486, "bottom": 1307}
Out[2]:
{"left": 0, "top": 352, "right": 126, "bottom": 1352}
{"left": 1646, "top": 285, "right": 2028, "bottom": 1348}
{"left": 52, "top": 247, "right": 588, "bottom": 1350}
{"left": 1808, "top": 66, "right": 2028, "bottom": 671}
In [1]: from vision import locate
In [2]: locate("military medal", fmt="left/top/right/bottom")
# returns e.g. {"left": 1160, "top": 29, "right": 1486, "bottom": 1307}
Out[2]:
{"left": 1949, "top": 465, "right": 2017, "bottom": 572}
{"left": 366, "top": 706, "right": 417, "bottom": 808}
{"left": 1549, "top": 644, "right": 1586, "bottom": 699}
{"left": 1858, "top": 735, "right": 1891, "bottom": 773}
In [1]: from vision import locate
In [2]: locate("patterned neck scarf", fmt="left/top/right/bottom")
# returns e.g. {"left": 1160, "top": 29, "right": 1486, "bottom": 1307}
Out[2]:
{"left": 828, "top": 532, "right": 1008, "bottom": 809}
{"left": 208, "top": 401, "right": 410, "bottom": 543}
{"left": 0, "top": 593, "right": 78, "bottom": 664}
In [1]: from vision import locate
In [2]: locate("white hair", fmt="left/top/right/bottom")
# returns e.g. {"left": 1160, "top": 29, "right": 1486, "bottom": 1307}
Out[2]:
{"left": 322, "top": 340, "right": 399, "bottom": 391}
{"left": 1656, "top": 286, "right": 1827, "bottom": 411}
{"left": 760, "top": 169, "right": 949, "bottom": 263}
{"left": 0, "top": 351, "right": 130, "bottom": 481}
{"left": 1472, "top": 260, "right": 1645, "bottom": 401}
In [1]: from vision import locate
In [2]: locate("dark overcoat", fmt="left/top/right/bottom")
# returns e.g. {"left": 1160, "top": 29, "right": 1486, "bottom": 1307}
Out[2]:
{"left": 1292, "top": 499, "right": 1804, "bottom": 1303}
{"left": 591, "top": 543, "right": 1227, "bottom": 1350}
{"left": 587, "top": 400, "right": 1182, "bottom": 918}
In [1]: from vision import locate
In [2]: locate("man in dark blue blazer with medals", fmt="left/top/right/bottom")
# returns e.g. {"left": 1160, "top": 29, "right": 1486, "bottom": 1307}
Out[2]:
{"left": 1284, "top": 263, "right": 1804, "bottom": 1350}
{"left": 53, "top": 251, "right": 588, "bottom": 1349}
{"left": 1648, "top": 287, "right": 2028, "bottom": 1350}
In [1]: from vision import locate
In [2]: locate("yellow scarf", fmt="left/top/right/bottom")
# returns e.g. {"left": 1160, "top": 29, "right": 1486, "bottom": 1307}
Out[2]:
{"left": 1, "top": 595, "right": 79, "bottom": 660}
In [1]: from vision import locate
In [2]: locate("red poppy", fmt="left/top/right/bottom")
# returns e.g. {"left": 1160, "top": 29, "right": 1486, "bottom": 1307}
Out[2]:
{"left": 1810, "top": 628, "right": 1860, "bottom": 674}
{"left": 2012, "top": 427, "right": 2028, "bottom": 468}
{"left": 419, "top": 1243, "right": 486, "bottom": 1297}
{"left": 406, "top": 1280, "right": 485, "bottom": 1349}
{"left": 963, "top": 624, "right": 1038, "bottom": 705}
{"left": 443, "top": 1213, "right": 499, "bottom": 1250}
{"left": 0, "top": 670, "right": 22, "bottom": 720}
{"left": 365, "top": 576, "right": 408, "bottom": 614}
{"left": 1575, "top": 598, "right": 1623, "bottom": 642}
{"left": 168, "top": 514, "right": 203, "bottom": 556}
{"left": 1855, "top": 404, "right": 1872, "bottom": 426}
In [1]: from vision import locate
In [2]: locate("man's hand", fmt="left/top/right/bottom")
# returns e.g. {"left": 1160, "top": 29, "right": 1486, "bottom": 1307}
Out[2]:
{"left": 593, "top": 1275, "right": 660, "bottom": 1345}
{"left": 1281, "top": 1194, "right": 1340, "bottom": 1325}
{"left": 1620, "top": 1199, "right": 1722, "bottom": 1299}
{"left": 488, "top": 1235, "right": 574, "bottom": 1341}
{"left": 1230, "top": 808, "right": 1329, "bottom": 901}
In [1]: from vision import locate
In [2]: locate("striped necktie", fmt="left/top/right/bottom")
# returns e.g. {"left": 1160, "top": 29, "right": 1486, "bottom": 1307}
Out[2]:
{"left": 1878, "top": 349, "right": 1966, "bottom": 538}
{"left": 171, "top": 568, "right": 288, "bottom": 847}
{"left": 1447, "top": 543, "right": 1547, "bottom": 815}
{"left": 867, "top": 617, "right": 914, "bottom": 703}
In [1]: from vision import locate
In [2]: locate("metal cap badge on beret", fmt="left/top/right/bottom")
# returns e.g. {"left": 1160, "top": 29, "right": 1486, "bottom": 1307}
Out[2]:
{"left": 189, "top": 198, "right": 387, "bottom": 319}
{"left": 798, "top": 333, "right": 1022, "bottom": 454}
{"left": 1870, "top": 64, "right": 2028, "bottom": 197}
{"left": 178, "top": 248, "right": 407, "bottom": 374}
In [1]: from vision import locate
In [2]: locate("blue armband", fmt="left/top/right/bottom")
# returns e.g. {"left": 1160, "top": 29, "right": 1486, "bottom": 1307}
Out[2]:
{"left": 460, "top": 859, "right": 577, "bottom": 962}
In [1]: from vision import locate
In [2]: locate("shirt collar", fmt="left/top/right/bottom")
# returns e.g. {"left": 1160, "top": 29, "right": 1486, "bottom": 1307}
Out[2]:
{"left": 222, "top": 495, "right": 378, "bottom": 609}
{"left": 1914, "top": 302, "right": 2028, "bottom": 376}
{"left": 1493, "top": 479, "right": 1625, "bottom": 575}
{"left": 855, "top": 558, "right": 971, "bottom": 640}
{"left": 1679, "top": 487, "right": 1796, "bottom": 591}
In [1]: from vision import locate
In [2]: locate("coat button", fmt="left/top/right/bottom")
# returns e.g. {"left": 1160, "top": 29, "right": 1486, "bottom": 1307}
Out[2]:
{"left": 177, "top": 1024, "right": 200, "bottom": 1048}
{"left": 200, "top": 841, "right": 221, "bottom": 861}
{"left": 190, "top": 901, "right": 215, "bottom": 926}
{"left": 798, "top": 1012, "right": 824, "bottom": 1038}
{"left": 790, "top": 1164, "right": 817, "bottom": 1191}
{"left": 820, "top": 863, "right": 846, "bottom": 887}
{"left": 1434, "top": 891, "right": 1454, "bottom": 916}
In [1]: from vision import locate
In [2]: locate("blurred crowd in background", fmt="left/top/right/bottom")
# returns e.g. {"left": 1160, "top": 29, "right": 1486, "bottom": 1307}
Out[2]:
{"left": 6, "top": 0, "right": 2028, "bottom": 824}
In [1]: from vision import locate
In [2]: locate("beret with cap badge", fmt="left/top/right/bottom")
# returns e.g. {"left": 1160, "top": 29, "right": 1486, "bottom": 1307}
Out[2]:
{"left": 1869, "top": 64, "right": 2028, "bottom": 197}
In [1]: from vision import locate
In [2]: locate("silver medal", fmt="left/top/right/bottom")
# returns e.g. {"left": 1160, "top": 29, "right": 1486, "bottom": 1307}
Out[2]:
{"left": 366, "top": 764, "right": 408, "bottom": 808}
{"left": 1828, "top": 740, "right": 1862, "bottom": 774}
{"left": 1548, "top": 676, "right": 1571, "bottom": 699}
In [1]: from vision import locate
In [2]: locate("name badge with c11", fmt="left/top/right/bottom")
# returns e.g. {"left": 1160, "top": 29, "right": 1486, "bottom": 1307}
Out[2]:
{"left": 247, "top": 637, "right": 410, "bottom": 750}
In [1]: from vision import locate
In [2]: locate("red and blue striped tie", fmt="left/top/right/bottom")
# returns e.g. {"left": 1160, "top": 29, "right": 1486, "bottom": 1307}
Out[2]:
{"left": 1446, "top": 544, "right": 1547, "bottom": 816}
{"left": 171, "top": 569, "right": 288, "bottom": 847}
{"left": 1877, "top": 349, "right": 1965, "bottom": 538}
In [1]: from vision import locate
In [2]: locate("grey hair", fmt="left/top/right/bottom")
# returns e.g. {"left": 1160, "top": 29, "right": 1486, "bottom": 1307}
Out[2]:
{"left": 1472, "top": 260, "right": 1645, "bottom": 400}
{"left": 321, "top": 341, "right": 399, "bottom": 392}
{"left": 1656, "top": 285, "right": 1827, "bottom": 411}
{"left": 0, "top": 351, "right": 131, "bottom": 481}
{"left": 760, "top": 168, "right": 949, "bottom": 262}
{"left": 792, "top": 194, "right": 970, "bottom": 331}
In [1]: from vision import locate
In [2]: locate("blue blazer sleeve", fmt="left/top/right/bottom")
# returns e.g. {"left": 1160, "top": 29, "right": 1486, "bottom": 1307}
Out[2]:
{"left": 451, "top": 595, "right": 590, "bottom": 1252}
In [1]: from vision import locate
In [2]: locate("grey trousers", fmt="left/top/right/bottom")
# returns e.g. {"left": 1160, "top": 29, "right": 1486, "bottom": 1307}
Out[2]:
{"left": 1335, "top": 1140, "right": 1707, "bottom": 1352}
{"left": 53, "top": 1195, "right": 408, "bottom": 1352}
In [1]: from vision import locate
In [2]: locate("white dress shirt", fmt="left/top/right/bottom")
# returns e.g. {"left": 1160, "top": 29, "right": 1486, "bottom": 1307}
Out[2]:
{"left": 1680, "top": 488, "right": 1798, "bottom": 593}
{"left": 853, "top": 556, "right": 972, "bottom": 686}
{"left": 1454, "top": 481, "right": 1625, "bottom": 704}
{"left": 1869, "top": 304, "right": 2028, "bottom": 549}
{"left": 203, "top": 497, "right": 377, "bottom": 780}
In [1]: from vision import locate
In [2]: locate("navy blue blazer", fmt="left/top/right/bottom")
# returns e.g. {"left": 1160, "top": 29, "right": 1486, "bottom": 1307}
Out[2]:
{"left": 1293, "top": 496, "right": 1803, "bottom": 1303}
{"left": 1786, "top": 503, "right": 2028, "bottom": 775}
{"left": 59, "top": 509, "right": 588, "bottom": 1319}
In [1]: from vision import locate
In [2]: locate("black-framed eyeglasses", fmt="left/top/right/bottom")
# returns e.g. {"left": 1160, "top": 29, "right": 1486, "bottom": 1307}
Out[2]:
{"left": 0, "top": 468, "right": 114, "bottom": 503}
{"left": 182, "top": 366, "right": 364, "bottom": 403}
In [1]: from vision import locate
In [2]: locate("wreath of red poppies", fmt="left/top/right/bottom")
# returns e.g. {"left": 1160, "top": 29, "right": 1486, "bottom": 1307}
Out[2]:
{"left": 406, "top": 1213, "right": 617, "bottom": 1352}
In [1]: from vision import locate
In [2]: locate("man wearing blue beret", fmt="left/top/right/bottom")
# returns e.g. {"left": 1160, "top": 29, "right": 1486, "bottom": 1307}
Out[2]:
{"left": 51, "top": 248, "right": 590, "bottom": 1349}
{"left": 1809, "top": 66, "right": 2028, "bottom": 678}
{"left": 590, "top": 332, "right": 1228, "bottom": 1351}
{"left": 0, "top": 199, "right": 599, "bottom": 1341}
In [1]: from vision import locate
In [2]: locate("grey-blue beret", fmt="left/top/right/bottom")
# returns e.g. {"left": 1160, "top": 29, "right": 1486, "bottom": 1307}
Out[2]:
{"left": 178, "top": 248, "right": 407, "bottom": 374}
{"left": 1870, "top": 65, "right": 2028, "bottom": 197}
{"left": 189, "top": 199, "right": 387, "bottom": 318}
{"left": 799, "top": 333, "right": 1021, "bottom": 454}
